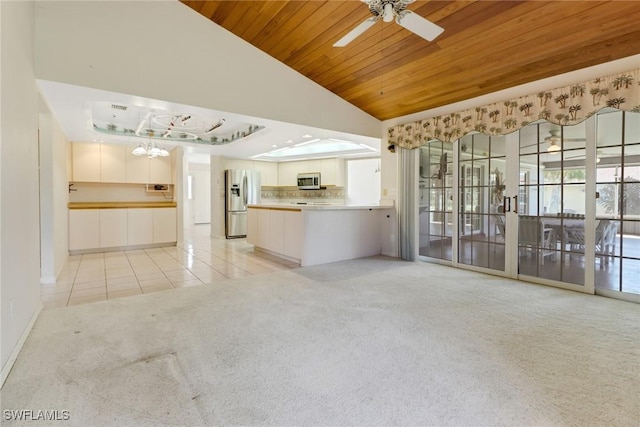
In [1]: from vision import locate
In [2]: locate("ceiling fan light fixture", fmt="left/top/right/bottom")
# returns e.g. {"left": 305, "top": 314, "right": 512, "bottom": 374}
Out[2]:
{"left": 383, "top": 3, "right": 394, "bottom": 22}
{"left": 547, "top": 141, "right": 561, "bottom": 153}
{"left": 333, "top": 0, "right": 444, "bottom": 47}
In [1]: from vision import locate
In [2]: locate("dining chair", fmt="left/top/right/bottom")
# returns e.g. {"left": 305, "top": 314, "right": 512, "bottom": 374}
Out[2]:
{"left": 518, "top": 215, "right": 556, "bottom": 265}
{"left": 493, "top": 214, "right": 506, "bottom": 243}
{"left": 595, "top": 220, "right": 618, "bottom": 268}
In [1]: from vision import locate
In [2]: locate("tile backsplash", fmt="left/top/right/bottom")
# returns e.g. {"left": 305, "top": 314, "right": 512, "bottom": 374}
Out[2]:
{"left": 261, "top": 186, "right": 345, "bottom": 202}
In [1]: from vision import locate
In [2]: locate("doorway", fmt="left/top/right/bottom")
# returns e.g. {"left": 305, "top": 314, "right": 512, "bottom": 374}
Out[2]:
{"left": 190, "top": 169, "right": 211, "bottom": 225}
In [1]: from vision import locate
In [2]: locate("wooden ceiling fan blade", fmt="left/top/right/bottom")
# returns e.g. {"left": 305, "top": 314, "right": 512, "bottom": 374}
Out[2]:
{"left": 333, "top": 17, "right": 378, "bottom": 47}
{"left": 395, "top": 10, "right": 444, "bottom": 42}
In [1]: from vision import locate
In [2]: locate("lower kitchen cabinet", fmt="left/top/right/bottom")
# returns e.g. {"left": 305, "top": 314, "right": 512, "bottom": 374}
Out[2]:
{"left": 69, "top": 207, "right": 176, "bottom": 252}
{"left": 153, "top": 208, "right": 177, "bottom": 244}
{"left": 283, "top": 210, "right": 303, "bottom": 258}
{"left": 128, "top": 208, "right": 153, "bottom": 246}
{"left": 69, "top": 209, "right": 100, "bottom": 251}
{"left": 247, "top": 208, "right": 302, "bottom": 260}
{"left": 99, "top": 209, "right": 128, "bottom": 248}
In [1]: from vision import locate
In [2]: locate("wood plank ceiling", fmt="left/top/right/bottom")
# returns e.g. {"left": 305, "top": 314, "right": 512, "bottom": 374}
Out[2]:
{"left": 181, "top": 1, "right": 640, "bottom": 121}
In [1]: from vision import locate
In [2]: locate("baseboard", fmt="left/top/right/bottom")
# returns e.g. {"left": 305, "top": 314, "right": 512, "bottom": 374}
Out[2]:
{"left": 40, "top": 276, "right": 57, "bottom": 285}
{"left": 0, "top": 302, "right": 43, "bottom": 388}
{"left": 596, "top": 288, "right": 640, "bottom": 304}
{"left": 69, "top": 242, "right": 177, "bottom": 256}
{"left": 381, "top": 250, "right": 398, "bottom": 258}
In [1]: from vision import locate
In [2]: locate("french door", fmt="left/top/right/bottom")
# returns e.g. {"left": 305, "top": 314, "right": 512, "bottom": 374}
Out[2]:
{"left": 418, "top": 109, "right": 640, "bottom": 300}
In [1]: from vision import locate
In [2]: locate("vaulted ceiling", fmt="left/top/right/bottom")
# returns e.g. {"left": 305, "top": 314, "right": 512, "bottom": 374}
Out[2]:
{"left": 181, "top": 1, "right": 640, "bottom": 121}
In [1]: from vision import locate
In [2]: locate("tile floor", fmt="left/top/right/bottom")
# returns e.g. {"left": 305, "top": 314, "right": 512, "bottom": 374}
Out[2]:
{"left": 41, "top": 225, "right": 298, "bottom": 309}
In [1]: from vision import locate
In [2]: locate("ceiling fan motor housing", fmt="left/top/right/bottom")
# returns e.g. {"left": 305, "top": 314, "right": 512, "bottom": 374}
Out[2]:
{"left": 366, "top": 0, "right": 411, "bottom": 21}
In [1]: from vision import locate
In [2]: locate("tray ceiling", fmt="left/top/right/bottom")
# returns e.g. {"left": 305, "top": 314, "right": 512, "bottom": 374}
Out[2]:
{"left": 181, "top": 0, "right": 640, "bottom": 121}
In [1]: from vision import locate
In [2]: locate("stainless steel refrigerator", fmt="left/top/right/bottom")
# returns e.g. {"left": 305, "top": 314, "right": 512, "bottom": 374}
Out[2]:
{"left": 225, "top": 169, "right": 261, "bottom": 238}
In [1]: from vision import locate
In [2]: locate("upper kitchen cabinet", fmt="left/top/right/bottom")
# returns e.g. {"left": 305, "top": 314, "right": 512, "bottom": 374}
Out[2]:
{"left": 72, "top": 142, "right": 173, "bottom": 184}
{"left": 320, "top": 158, "right": 345, "bottom": 186}
{"left": 277, "top": 161, "right": 299, "bottom": 186}
{"left": 100, "top": 144, "right": 127, "bottom": 183}
{"left": 149, "top": 153, "right": 172, "bottom": 184}
{"left": 276, "top": 158, "right": 345, "bottom": 187}
{"left": 254, "top": 161, "right": 278, "bottom": 186}
{"left": 72, "top": 142, "right": 101, "bottom": 182}
{"left": 125, "top": 147, "right": 150, "bottom": 184}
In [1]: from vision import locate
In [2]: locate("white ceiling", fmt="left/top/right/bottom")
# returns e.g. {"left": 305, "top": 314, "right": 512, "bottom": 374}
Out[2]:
{"left": 37, "top": 80, "right": 381, "bottom": 164}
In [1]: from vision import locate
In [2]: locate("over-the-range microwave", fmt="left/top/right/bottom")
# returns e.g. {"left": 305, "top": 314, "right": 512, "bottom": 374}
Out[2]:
{"left": 297, "top": 172, "right": 321, "bottom": 190}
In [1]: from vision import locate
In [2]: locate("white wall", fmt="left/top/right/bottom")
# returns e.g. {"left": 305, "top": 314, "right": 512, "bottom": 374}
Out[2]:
{"left": 34, "top": 0, "right": 381, "bottom": 139}
{"left": 210, "top": 156, "right": 226, "bottom": 238}
{"left": 38, "top": 109, "right": 69, "bottom": 284}
{"left": 347, "top": 158, "right": 381, "bottom": 205}
{"left": 188, "top": 163, "right": 211, "bottom": 226}
{"left": 1, "top": 1, "right": 42, "bottom": 386}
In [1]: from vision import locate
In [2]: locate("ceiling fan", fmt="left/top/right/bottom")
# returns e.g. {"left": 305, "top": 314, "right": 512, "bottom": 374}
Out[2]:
{"left": 333, "top": 0, "right": 444, "bottom": 47}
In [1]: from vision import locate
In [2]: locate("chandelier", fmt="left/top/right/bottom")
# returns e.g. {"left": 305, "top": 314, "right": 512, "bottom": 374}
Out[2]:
{"left": 131, "top": 141, "right": 170, "bottom": 158}
{"left": 131, "top": 115, "right": 170, "bottom": 158}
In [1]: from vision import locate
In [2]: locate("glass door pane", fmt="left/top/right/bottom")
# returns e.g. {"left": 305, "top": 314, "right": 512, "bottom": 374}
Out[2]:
{"left": 595, "top": 110, "right": 640, "bottom": 295}
{"left": 457, "top": 133, "right": 506, "bottom": 271}
{"left": 518, "top": 121, "right": 586, "bottom": 286}
{"left": 418, "top": 141, "right": 453, "bottom": 260}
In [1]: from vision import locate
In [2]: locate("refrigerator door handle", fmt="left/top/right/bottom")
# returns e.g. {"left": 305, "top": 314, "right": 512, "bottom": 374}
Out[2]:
{"left": 243, "top": 174, "right": 248, "bottom": 206}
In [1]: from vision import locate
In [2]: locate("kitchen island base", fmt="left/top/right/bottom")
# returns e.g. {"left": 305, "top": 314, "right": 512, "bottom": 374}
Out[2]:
{"left": 247, "top": 205, "right": 394, "bottom": 267}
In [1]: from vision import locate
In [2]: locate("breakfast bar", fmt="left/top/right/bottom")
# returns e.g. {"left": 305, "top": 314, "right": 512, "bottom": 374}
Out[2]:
{"left": 247, "top": 204, "right": 395, "bottom": 266}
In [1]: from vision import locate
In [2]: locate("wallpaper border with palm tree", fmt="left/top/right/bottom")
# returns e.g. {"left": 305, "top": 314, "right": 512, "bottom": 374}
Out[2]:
{"left": 388, "top": 68, "right": 640, "bottom": 149}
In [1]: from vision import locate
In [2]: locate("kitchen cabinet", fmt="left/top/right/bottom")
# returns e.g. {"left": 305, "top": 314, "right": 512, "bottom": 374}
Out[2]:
{"left": 69, "top": 209, "right": 100, "bottom": 250}
{"left": 69, "top": 206, "right": 176, "bottom": 253}
{"left": 247, "top": 208, "right": 259, "bottom": 245}
{"left": 149, "top": 154, "right": 172, "bottom": 184}
{"left": 256, "top": 208, "right": 270, "bottom": 249}
{"left": 127, "top": 208, "right": 153, "bottom": 245}
{"left": 268, "top": 210, "right": 286, "bottom": 254}
{"left": 71, "top": 142, "right": 173, "bottom": 184}
{"left": 319, "top": 158, "right": 345, "bottom": 186}
{"left": 283, "top": 210, "right": 303, "bottom": 258}
{"left": 225, "top": 159, "right": 254, "bottom": 171}
{"left": 99, "top": 209, "right": 128, "bottom": 248}
{"left": 125, "top": 148, "right": 150, "bottom": 184}
{"left": 253, "top": 161, "right": 278, "bottom": 186}
{"left": 72, "top": 143, "right": 101, "bottom": 182}
{"left": 277, "top": 162, "right": 299, "bottom": 186}
{"left": 153, "top": 208, "right": 177, "bottom": 243}
{"left": 248, "top": 207, "right": 302, "bottom": 260}
{"left": 100, "top": 144, "right": 127, "bottom": 183}
{"left": 276, "top": 158, "right": 344, "bottom": 187}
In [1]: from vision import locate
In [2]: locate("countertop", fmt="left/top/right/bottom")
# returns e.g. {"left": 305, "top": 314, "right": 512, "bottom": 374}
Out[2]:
{"left": 68, "top": 201, "right": 177, "bottom": 209}
{"left": 248, "top": 203, "right": 393, "bottom": 211}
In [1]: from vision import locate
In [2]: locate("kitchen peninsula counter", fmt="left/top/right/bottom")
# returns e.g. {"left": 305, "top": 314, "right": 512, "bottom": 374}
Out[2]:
{"left": 247, "top": 203, "right": 395, "bottom": 266}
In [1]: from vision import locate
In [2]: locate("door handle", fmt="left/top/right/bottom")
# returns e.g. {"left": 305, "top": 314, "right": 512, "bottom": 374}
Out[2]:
{"left": 513, "top": 195, "right": 518, "bottom": 214}
{"left": 243, "top": 175, "right": 248, "bottom": 205}
{"left": 503, "top": 196, "right": 510, "bottom": 213}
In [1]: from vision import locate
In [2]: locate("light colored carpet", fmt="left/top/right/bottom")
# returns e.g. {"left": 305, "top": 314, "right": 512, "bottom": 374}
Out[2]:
{"left": 1, "top": 256, "right": 639, "bottom": 426}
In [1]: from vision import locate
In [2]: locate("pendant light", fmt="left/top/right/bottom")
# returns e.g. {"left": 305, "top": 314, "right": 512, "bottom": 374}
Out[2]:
{"left": 131, "top": 114, "right": 170, "bottom": 158}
